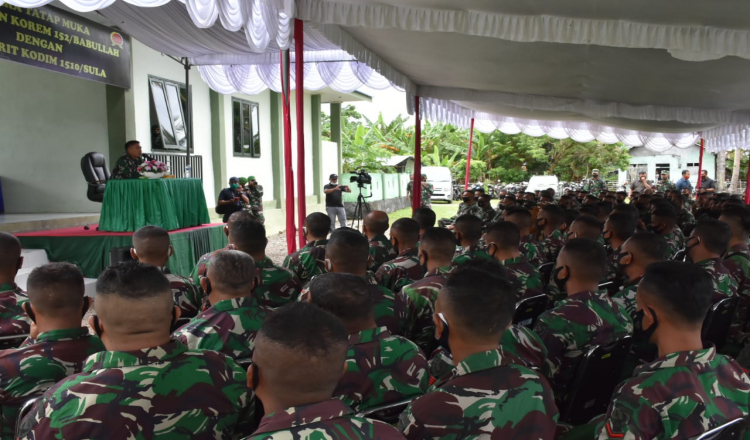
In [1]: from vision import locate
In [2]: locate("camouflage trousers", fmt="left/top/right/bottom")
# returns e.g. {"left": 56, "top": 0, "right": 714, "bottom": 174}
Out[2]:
{"left": 438, "top": 218, "right": 453, "bottom": 228}
{"left": 244, "top": 207, "right": 265, "bottom": 224}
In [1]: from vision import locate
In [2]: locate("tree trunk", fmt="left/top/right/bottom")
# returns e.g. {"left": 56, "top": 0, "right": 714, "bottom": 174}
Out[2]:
{"left": 731, "top": 148, "right": 742, "bottom": 194}
{"left": 717, "top": 151, "right": 727, "bottom": 192}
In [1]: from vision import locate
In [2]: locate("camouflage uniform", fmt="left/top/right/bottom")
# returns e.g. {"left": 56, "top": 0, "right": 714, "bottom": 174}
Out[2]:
{"left": 111, "top": 154, "right": 143, "bottom": 179}
{"left": 399, "top": 349, "right": 558, "bottom": 439}
{"left": 540, "top": 229, "right": 567, "bottom": 263}
{"left": 438, "top": 202, "right": 483, "bottom": 227}
{"left": 724, "top": 244, "right": 750, "bottom": 334}
{"left": 282, "top": 239, "right": 328, "bottom": 285}
{"left": 164, "top": 269, "right": 204, "bottom": 319}
{"left": 533, "top": 290, "right": 633, "bottom": 400}
{"left": 663, "top": 232, "right": 682, "bottom": 260}
{"left": 500, "top": 256, "right": 544, "bottom": 300}
{"left": 254, "top": 257, "right": 302, "bottom": 309}
{"left": 376, "top": 248, "right": 425, "bottom": 292}
{"left": 520, "top": 235, "right": 546, "bottom": 266}
{"left": 245, "top": 399, "right": 405, "bottom": 439}
{"left": 0, "top": 328, "right": 104, "bottom": 439}
{"left": 452, "top": 245, "right": 492, "bottom": 267}
{"left": 596, "top": 347, "right": 750, "bottom": 439}
{"left": 420, "top": 182, "right": 434, "bottom": 209}
{"left": 479, "top": 206, "right": 497, "bottom": 227}
{"left": 400, "top": 266, "right": 452, "bottom": 353}
{"left": 584, "top": 178, "right": 607, "bottom": 193}
{"left": 696, "top": 258, "right": 739, "bottom": 304}
{"left": 0, "top": 283, "right": 30, "bottom": 336}
{"left": 17, "top": 340, "right": 250, "bottom": 439}
{"left": 611, "top": 276, "right": 642, "bottom": 320}
{"left": 174, "top": 295, "right": 272, "bottom": 360}
{"left": 333, "top": 327, "right": 429, "bottom": 412}
{"left": 244, "top": 185, "right": 265, "bottom": 224}
{"left": 657, "top": 180, "right": 677, "bottom": 193}
{"left": 677, "top": 207, "right": 696, "bottom": 233}
{"left": 368, "top": 234, "right": 397, "bottom": 272}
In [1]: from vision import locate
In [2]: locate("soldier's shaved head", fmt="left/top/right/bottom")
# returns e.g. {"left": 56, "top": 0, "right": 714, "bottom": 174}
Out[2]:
{"left": 363, "top": 211, "right": 389, "bottom": 235}
{"left": 309, "top": 273, "right": 374, "bottom": 331}
{"left": 207, "top": 250, "right": 256, "bottom": 297}
{"left": 27, "top": 263, "right": 86, "bottom": 317}
{"left": 390, "top": 218, "right": 420, "bottom": 250}
{"left": 418, "top": 228, "right": 457, "bottom": 262}
{"left": 326, "top": 229, "right": 370, "bottom": 275}
{"left": 568, "top": 215, "right": 603, "bottom": 241}
{"left": 304, "top": 212, "right": 331, "bottom": 239}
{"left": 485, "top": 221, "right": 521, "bottom": 251}
{"left": 558, "top": 238, "right": 607, "bottom": 284}
{"left": 412, "top": 208, "right": 437, "bottom": 232}
{"left": 622, "top": 232, "right": 669, "bottom": 263}
{"left": 132, "top": 226, "right": 172, "bottom": 265}
{"left": 639, "top": 261, "right": 713, "bottom": 329}
{"left": 0, "top": 232, "right": 22, "bottom": 280}
{"left": 252, "top": 302, "right": 348, "bottom": 409}
{"left": 453, "top": 215, "right": 483, "bottom": 243}
{"left": 504, "top": 207, "right": 532, "bottom": 231}
{"left": 720, "top": 206, "right": 750, "bottom": 241}
{"left": 229, "top": 218, "right": 267, "bottom": 255}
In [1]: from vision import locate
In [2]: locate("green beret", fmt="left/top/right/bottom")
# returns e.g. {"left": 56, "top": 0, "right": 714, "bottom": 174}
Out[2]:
{"left": 239, "top": 177, "right": 248, "bottom": 185}
{"left": 248, "top": 176, "right": 256, "bottom": 181}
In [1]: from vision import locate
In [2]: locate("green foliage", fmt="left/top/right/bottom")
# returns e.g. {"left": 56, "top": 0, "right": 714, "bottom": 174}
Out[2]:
{"left": 727, "top": 150, "right": 750, "bottom": 182}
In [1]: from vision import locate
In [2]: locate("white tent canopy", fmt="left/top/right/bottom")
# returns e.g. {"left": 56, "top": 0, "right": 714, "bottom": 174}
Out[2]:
{"left": 7, "top": 0, "right": 750, "bottom": 151}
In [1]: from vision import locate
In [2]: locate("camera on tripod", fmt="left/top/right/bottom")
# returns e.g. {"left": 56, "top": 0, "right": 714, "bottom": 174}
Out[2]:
{"left": 350, "top": 170, "right": 372, "bottom": 187}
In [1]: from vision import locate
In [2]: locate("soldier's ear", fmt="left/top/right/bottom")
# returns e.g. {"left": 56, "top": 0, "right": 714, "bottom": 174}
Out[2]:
{"left": 173, "top": 306, "right": 182, "bottom": 322}
{"left": 130, "top": 248, "right": 138, "bottom": 261}
{"left": 168, "top": 246, "right": 174, "bottom": 258}
{"left": 341, "top": 361, "right": 348, "bottom": 378}
{"left": 223, "top": 225, "right": 229, "bottom": 237}
{"left": 252, "top": 276, "right": 260, "bottom": 291}
{"left": 16, "top": 256, "right": 23, "bottom": 272}
{"left": 559, "top": 223, "right": 567, "bottom": 232}
{"left": 433, "top": 313, "right": 444, "bottom": 336}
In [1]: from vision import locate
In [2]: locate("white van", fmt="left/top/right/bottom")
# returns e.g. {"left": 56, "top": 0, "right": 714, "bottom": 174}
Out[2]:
{"left": 526, "top": 175, "right": 559, "bottom": 193}
{"left": 421, "top": 166, "right": 453, "bottom": 202}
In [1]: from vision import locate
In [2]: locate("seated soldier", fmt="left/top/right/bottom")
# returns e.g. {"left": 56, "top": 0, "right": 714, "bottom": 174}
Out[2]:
{"left": 17, "top": 262, "right": 249, "bottom": 439}
{"left": 668, "top": 190, "right": 697, "bottom": 233}
{"left": 603, "top": 212, "right": 637, "bottom": 283}
{"left": 537, "top": 204, "right": 568, "bottom": 263}
{"left": 720, "top": 206, "right": 750, "bottom": 334}
{"left": 131, "top": 226, "right": 202, "bottom": 318}
{"left": 477, "top": 194, "right": 497, "bottom": 227}
{"left": 533, "top": 238, "right": 633, "bottom": 401}
{"left": 230, "top": 220, "right": 301, "bottom": 308}
{"left": 686, "top": 219, "right": 738, "bottom": 303}
{"left": 486, "top": 221, "right": 543, "bottom": 300}
{"left": 505, "top": 206, "right": 545, "bottom": 266}
{"left": 612, "top": 232, "right": 669, "bottom": 318}
{"left": 412, "top": 207, "right": 436, "bottom": 239}
{"left": 596, "top": 262, "right": 750, "bottom": 439}
{"left": 316, "top": 229, "right": 411, "bottom": 336}
{"left": 564, "top": 209, "right": 581, "bottom": 234}
{"left": 246, "top": 302, "right": 405, "bottom": 439}
{"left": 282, "top": 212, "right": 330, "bottom": 285}
{"left": 400, "top": 227, "right": 456, "bottom": 353}
{"left": 398, "top": 265, "right": 558, "bottom": 439}
{"left": 190, "top": 211, "right": 254, "bottom": 287}
{"left": 363, "top": 211, "right": 397, "bottom": 271}
{"left": 650, "top": 206, "right": 683, "bottom": 259}
{"left": 451, "top": 215, "right": 492, "bottom": 266}
{"left": 310, "top": 273, "right": 428, "bottom": 412}
{"left": 567, "top": 214, "right": 603, "bottom": 241}
{"left": 376, "top": 218, "right": 426, "bottom": 292}
{"left": 0, "top": 263, "right": 104, "bottom": 438}
{"left": 0, "top": 232, "right": 30, "bottom": 336}
{"left": 174, "top": 251, "right": 271, "bottom": 360}
{"left": 438, "top": 191, "right": 482, "bottom": 228}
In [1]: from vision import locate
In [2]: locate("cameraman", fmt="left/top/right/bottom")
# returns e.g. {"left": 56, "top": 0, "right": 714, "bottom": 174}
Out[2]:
{"left": 324, "top": 174, "right": 351, "bottom": 230}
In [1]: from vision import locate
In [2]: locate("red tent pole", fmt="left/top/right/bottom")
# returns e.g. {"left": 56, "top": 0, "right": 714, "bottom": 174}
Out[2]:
{"left": 294, "top": 19, "right": 307, "bottom": 249}
{"left": 696, "top": 138, "right": 705, "bottom": 194}
{"left": 464, "top": 117, "right": 475, "bottom": 190}
{"left": 280, "top": 50, "right": 296, "bottom": 254}
{"left": 413, "top": 96, "right": 422, "bottom": 212}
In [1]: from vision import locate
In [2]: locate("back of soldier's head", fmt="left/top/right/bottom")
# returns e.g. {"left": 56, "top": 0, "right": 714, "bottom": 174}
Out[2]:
{"left": 95, "top": 261, "right": 173, "bottom": 335}
{"left": 606, "top": 212, "right": 637, "bottom": 241}
{"left": 364, "top": 211, "right": 389, "bottom": 235}
{"left": 326, "top": 229, "right": 370, "bottom": 272}
{"left": 651, "top": 206, "right": 677, "bottom": 228}
{"left": 0, "top": 232, "right": 22, "bottom": 275}
{"left": 208, "top": 250, "right": 256, "bottom": 297}
{"left": 27, "top": 263, "right": 85, "bottom": 317}
{"left": 559, "top": 238, "right": 607, "bottom": 283}
{"left": 504, "top": 206, "right": 531, "bottom": 230}
{"left": 611, "top": 203, "right": 640, "bottom": 223}
{"left": 419, "top": 227, "right": 457, "bottom": 261}
{"left": 693, "top": 219, "right": 731, "bottom": 255}
{"left": 132, "top": 226, "right": 171, "bottom": 261}
{"left": 390, "top": 218, "right": 421, "bottom": 244}
{"left": 227, "top": 211, "right": 256, "bottom": 227}
{"left": 454, "top": 215, "right": 483, "bottom": 242}
{"left": 412, "top": 208, "right": 437, "bottom": 231}
{"left": 639, "top": 261, "right": 712, "bottom": 329}
{"left": 624, "top": 232, "right": 669, "bottom": 263}
{"left": 579, "top": 205, "right": 599, "bottom": 218}
{"left": 485, "top": 221, "right": 521, "bottom": 251}
{"left": 540, "top": 204, "right": 566, "bottom": 228}
{"left": 254, "top": 302, "right": 348, "bottom": 398}
{"left": 309, "top": 273, "right": 373, "bottom": 325}
{"left": 440, "top": 265, "right": 515, "bottom": 342}
{"left": 564, "top": 209, "right": 581, "bottom": 229}
{"left": 570, "top": 215, "right": 603, "bottom": 240}
{"left": 720, "top": 206, "right": 750, "bottom": 239}
{"left": 596, "top": 201, "right": 613, "bottom": 218}
{"left": 305, "top": 212, "right": 331, "bottom": 238}
{"left": 229, "top": 218, "right": 267, "bottom": 254}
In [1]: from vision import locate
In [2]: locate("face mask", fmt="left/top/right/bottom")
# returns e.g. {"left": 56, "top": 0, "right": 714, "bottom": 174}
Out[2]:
{"left": 633, "top": 307, "right": 659, "bottom": 343}
{"left": 435, "top": 313, "right": 451, "bottom": 354}
{"left": 566, "top": 232, "right": 576, "bottom": 240}
{"left": 553, "top": 265, "right": 569, "bottom": 291}
{"left": 615, "top": 251, "right": 631, "bottom": 277}
{"left": 230, "top": 183, "right": 239, "bottom": 190}
{"left": 593, "top": 174, "right": 599, "bottom": 178}
{"left": 536, "top": 218, "right": 546, "bottom": 230}
{"left": 462, "top": 197, "right": 471, "bottom": 203}
{"left": 648, "top": 224, "right": 664, "bottom": 235}
{"left": 684, "top": 237, "right": 700, "bottom": 262}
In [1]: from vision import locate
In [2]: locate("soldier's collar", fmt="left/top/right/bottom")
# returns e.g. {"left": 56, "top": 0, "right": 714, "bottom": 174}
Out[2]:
{"left": 428, "top": 266, "right": 453, "bottom": 277}
{"left": 622, "top": 276, "right": 643, "bottom": 288}
{"left": 348, "top": 327, "right": 390, "bottom": 346}
{"left": 0, "top": 282, "right": 18, "bottom": 293}
{"left": 84, "top": 340, "right": 189, "bottom": 371}
{"left": 36, "top": 327, "right": 91, "bottom": 344}
{"left": 253, "top": 399, "right": 354, "bottom": 435}
{"left": 304, "top": 239, "right": 328, "bottom": 248}
{"left": 454, "top": 349, "right": 508, "bottom": 378}
{"left": 500, "top": 255, "right": 524, "bottom": 266}
{"left": 561, "top": 290, "right": 601, "bottom": 303}
{"left": 399, "top": 247, "right": 418, "bottom": 257}
{"left": 635, "top": 346, "right": 717, "bottom": 376}
{"left": 209, "top": 295, "right": 258, "bottom": 312}
{"left": 255, "top": 257, "right": 275, "bottom": 267}
{"left": 730, "top": 243, "right": 750, "bottom": 254}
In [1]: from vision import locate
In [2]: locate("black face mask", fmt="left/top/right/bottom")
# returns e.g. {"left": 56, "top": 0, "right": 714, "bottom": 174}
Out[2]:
{"left": 684, "top": 238, "right": 700, "bottom": 263}
{"left": 436, "top": 313, "right": 451, "bottom": 354}
{"left": 614, "top": 251, "right": 631, "bottom": 277}
{"left": 462, "top": 197, "right": 471, "bottom": 203}
{"left": 633, "top": 307, "right": 659, "bottom": 342}
{"left": 553, "top": 265, "right": 569, "bottom": 291}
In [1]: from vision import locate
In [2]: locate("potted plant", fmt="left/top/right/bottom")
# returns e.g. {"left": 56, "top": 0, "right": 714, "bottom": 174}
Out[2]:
{"left": 138, "top": 160, "right": 169, "bottom": 179}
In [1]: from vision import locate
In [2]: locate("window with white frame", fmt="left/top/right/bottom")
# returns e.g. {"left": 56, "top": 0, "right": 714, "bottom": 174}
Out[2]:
{"left": 232, "top": 98, "right": 261, "bottom": 157}
{"left": 149, "top": 76, "right": 190, "bottom": 151}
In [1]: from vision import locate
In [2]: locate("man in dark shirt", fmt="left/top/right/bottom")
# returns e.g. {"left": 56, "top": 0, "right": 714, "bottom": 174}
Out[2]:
{"left": 111, "top": 140, "right": 146, "bottom": 180}
{"left": 700, "top": 170, "right": 717, "bottom": 192}
{"left": 216, "top": 177, "right": 249, "bottom": 223}
{"left": 324, "top": 174, "right": 351, "bottom": 230}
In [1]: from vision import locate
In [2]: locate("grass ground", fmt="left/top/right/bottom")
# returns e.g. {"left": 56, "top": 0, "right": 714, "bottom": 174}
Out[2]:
{"left": 389, "top": 200, "right": 460, "bottom": 222}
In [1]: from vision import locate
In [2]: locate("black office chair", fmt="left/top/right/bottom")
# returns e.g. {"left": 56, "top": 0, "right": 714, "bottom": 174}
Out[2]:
{"left": 81, "top": 152, "right": 110, "bottom": 203}
{"left": 673, "top": 249, "right": 686, "bottom": 262}
{"left": 513, "top": 294, "right": 548, "bottom": 328}
{"left": 0, "top": 334, "right": 29, "bottom": 350}
{"left": 691, "top": 418, "right": 746, "bottom": 440}
{"left": 560, "top": 337, "right": 633, "bottom": 425}
{"left": 355, "top": 397, "right": 416, "bottom": 424}
{"left": 109, "top": 247, "right": 135, "bottom": 267}
{"left": 702, "top": 297, "right": 739, "bottom": 349}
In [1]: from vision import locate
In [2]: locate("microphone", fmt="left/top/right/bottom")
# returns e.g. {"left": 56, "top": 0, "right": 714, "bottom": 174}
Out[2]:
{"left": 142, "top": 153, "right": 155, "bottom": 162}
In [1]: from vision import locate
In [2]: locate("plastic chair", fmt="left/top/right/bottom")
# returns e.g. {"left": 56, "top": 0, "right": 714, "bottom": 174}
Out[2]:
{"left": 15, "top": 396, "right": 40, "bottom": 439}
{"left": 702, "top": 297, "right": 739, "bottom": 349}
{"left": 355, "top": 397, "right": 416, "bottom": 424}
{"left": 560, "top": 337, "right": 633, "bottom": 425}
{"left": 691, "top": 418, "right": 746, "bottom": 440}
{"left": 80, "top": 152, "right": 109, "bottom": 203}
{"left": 0, "top": 334, "right": 29, "bottom": 350}
{"left": 513, "top": 295, "right": 548, "bottom": 328}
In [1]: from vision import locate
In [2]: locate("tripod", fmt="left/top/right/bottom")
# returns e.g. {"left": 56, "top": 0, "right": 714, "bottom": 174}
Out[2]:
{"left": 350, "top": 183, "right": 372, "bottom": 230}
